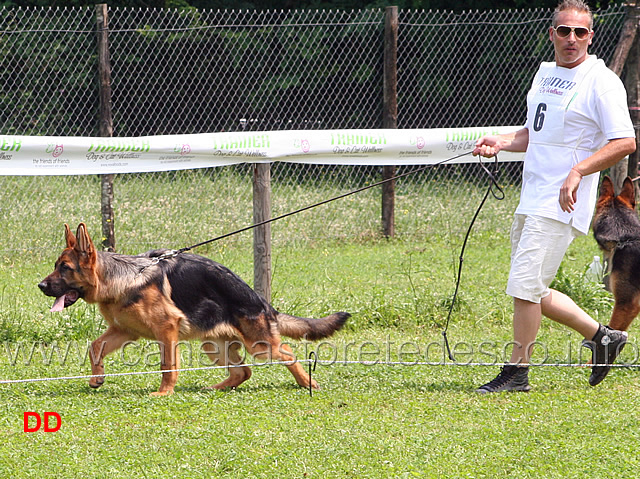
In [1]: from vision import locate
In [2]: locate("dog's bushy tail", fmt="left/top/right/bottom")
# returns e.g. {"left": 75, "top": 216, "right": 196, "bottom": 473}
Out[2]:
{"left": 276, "top": 312, "right": 349, "bottom": 341}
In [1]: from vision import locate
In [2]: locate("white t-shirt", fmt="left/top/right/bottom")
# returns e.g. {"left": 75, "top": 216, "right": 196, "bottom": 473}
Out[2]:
{"left": 516, "top": 55, "right": 635, "bottom": 235}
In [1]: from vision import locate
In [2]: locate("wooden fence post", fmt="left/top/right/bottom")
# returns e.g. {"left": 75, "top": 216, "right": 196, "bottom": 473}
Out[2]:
{"left": 253, "top": 163, "right": 272, "bottom": 301}
{"left": 96, "top": 4, "right": 115, "bottom": 252}
{"left": 607, "top": 2, "right": 639, "bottom": 193}
{"left": 624, "top": 5, "right": 640, "bottom": 199}
{"left": 627, "top": 32, "right": 640, "bottom": 194}
{"left": 382, "top": 6, "right": 398, "bottom": 238}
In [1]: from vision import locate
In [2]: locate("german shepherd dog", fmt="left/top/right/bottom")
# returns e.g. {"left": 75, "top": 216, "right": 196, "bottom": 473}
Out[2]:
{"left": 38, "top": 223, "right": 349, "bottom": 396}
{"left": 592, "top": 176, "right": 640, "bottom": 332}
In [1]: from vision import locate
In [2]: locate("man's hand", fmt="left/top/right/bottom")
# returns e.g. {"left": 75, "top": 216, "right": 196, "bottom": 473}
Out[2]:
{"left": 559, "top": 167, "right": 583, "bottom": 212}
{"left": 473, "top": 136, "right": 501, "bottom": 158}
{"left": 473, "top": 128, "right": 529, "bottom": 158}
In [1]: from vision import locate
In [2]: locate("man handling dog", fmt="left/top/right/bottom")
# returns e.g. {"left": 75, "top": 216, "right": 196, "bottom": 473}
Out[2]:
{"left": 473, "top": 0, "right": 636, "bottom": 393}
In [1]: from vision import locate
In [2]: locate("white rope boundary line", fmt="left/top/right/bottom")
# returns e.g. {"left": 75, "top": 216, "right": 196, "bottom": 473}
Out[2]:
{"left": 0, "top": 359, "right": 311, "bottom": 385}
{"left": 2, "top": 359, "right": 640, "bottom": 385}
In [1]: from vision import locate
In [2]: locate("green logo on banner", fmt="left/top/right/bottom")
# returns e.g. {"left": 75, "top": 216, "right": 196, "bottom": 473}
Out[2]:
{"left": 88, "top": 139, "right": 151, "bottom": 153}
{"left": 0, "top": 137, "right": 21, "bottom": 152}
{"left": 213, "top": 134, "right": 271, "bottom": 150}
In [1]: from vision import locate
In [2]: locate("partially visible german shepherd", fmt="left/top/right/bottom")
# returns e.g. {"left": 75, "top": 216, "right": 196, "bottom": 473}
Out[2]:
{"left": 39, "top": 223, "right": 349, "bottom": 396}
{"left": 592, "top": 176, "right": 640, "bottom": 332}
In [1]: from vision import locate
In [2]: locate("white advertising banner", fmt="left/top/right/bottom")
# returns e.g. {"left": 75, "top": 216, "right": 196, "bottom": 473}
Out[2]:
{"left": 0, "top": 126, "right": 524, "bottom": 176}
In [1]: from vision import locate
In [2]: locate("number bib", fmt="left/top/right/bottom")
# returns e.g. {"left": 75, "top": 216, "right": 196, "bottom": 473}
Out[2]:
{"left": 527, "top": 60, "right": 597, "bottom": 147}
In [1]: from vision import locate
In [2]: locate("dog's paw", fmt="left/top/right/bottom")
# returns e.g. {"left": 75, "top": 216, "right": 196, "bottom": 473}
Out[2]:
{"left": 89, "top": 377, "right": 105, "bottom": 389}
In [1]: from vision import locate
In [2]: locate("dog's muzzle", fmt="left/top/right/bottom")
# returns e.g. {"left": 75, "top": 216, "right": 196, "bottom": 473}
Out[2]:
{"left": 38, "top": 280, "right": 81, "bottom": 311}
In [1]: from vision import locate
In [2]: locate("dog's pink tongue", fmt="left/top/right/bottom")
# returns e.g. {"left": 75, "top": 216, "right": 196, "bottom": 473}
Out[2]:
{"left": 50, "top": 295, "right": 66, "bottom": 312}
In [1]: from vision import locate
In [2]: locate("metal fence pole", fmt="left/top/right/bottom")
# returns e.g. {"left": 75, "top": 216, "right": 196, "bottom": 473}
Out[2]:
{"left": 96, "top": 3, "right": 115, "bottom": 252}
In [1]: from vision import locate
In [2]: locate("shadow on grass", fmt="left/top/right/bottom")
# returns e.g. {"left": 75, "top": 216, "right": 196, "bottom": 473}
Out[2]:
{"left": 402, "top": 379, "right": 472, "bottom": 393}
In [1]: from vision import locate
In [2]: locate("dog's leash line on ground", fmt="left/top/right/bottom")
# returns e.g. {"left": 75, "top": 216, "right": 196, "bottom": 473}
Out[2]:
{"left": 308, "top": 351, "right": 318, "bottom": 397}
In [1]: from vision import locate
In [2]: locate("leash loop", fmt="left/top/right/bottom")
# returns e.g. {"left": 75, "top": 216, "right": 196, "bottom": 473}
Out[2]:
{"left": 478, "top": 153, "right": 505, "bottom": 201}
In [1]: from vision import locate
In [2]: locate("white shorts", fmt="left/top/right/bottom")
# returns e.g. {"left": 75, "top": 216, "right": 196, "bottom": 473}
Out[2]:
{"left": 506, "top": 214, "right": 580, "bottom": 303}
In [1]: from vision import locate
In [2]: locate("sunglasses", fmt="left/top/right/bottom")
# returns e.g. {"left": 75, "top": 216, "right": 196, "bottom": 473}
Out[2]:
{"left": 553, "top": 25, "right": 592, "bottom": 40}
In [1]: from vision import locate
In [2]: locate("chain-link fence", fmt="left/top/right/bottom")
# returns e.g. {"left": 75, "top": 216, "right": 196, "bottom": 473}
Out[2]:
{"left": 0, "top": 4, "right": 631, "bottom": 261}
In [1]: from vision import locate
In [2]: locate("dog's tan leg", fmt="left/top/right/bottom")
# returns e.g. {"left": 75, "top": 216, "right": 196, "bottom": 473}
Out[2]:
{"left": 150, "top": 323, "right": 181, "bottom": 397}
{"left": 89, "top": 326, "right": 136, "bottom": 389}
{"left": 247, "top": 339, "right": 319, "bottom": 390}
{"left": 609, "top": 302, "right": 640, "bottom": 331}
{"left": 609, "top": 275, "right": 640, "bottom": 332}
{"left": 202, "top": 339, "right": 252, "bottom": 390}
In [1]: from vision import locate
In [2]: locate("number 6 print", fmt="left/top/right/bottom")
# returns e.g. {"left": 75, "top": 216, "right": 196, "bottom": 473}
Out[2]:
{"left": 533, "top": 103, "right": 547, "bottom": 132}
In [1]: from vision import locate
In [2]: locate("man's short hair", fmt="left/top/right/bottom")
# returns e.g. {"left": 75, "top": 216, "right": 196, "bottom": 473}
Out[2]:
{"left": 553, "top": 0, "right": 593, "bottom": 29}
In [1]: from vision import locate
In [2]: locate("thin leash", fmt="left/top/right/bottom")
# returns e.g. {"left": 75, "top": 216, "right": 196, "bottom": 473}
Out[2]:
{"left": 142, "top": 150, "right": 506, "bottom": 360}
{"left": 441, "top": 153, "right": 504, "bottom": 361}
{"left": 141, "top": 150, "right": 477, "bottom": 271}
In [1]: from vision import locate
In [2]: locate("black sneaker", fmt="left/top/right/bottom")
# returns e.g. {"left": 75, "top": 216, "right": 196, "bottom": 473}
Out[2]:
{"left": 582, "top": 324, "right": 628, "bottom": 386}
{"left": 475, "top": 365, "right": 531, "bottom": 394}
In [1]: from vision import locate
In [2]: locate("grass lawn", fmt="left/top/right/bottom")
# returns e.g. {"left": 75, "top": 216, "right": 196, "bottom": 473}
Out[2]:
{"left": 1, "top": 236, "right": 638, "bottom": 478}
{"left": 0, "top": 171, "right": 637, "bottom": 477}
{"left": 1, "top": 326, "right": 639, "bottom": 478}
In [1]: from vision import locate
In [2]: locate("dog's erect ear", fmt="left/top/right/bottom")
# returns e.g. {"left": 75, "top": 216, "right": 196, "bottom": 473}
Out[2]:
{"left": 619, "top": 176, "right": 636, "bottom": 209}
{"left": 64, "top": 223, "right": 76, "bottom": 249}
{"left": 599, "top": 176, "right": 615, "bottom": 200}
{"left": 74, "top": 223, "right": 96, "bottom": 260}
